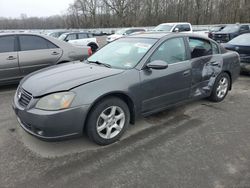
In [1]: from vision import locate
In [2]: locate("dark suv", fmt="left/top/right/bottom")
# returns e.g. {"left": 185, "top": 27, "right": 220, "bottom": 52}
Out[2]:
{"left": 212, "top": 24, "right": 250, "bottom": 43}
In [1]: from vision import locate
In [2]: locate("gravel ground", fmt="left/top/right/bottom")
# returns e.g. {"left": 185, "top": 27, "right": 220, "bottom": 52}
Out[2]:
{"left": 0, "top": 75, "right": 250, "bottom": 188}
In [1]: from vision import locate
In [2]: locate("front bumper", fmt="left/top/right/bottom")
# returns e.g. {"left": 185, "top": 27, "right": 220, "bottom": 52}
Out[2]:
{"left": 12, "top": 96, "right": 90, "bottom": 141}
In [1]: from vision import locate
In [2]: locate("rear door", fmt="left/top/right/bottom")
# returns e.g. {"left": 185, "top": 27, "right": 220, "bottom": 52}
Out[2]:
{"left": 140, "top": 37, "right": 192, "bottom": 113}
{"left": 18, "top": 35, "right": 62, "bottom": 76}
{"left": 0, "top": 35, "right": 21, "bottom": 82}
{"left": 188, "top": 37, "right": 222, "bottom": 98}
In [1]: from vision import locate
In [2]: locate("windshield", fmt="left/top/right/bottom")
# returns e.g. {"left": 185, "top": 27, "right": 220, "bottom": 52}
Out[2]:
{"left": 58, "top": 34, "right": 67, "bottom": 40}
{"left": 220, "top": 25, "right": 239, "bottom": 33}
{"left": 153, "top": 24, "right": 173, "bottom": 31}
{"left": 115, "top": 29, "right": 128, "bottom": 35}
{"left": 210, "top": 26, "right": 223, "bottom": 32}
{"left": 87, "top": 38, "right": 157, "bottom": 69}
{"left": 228, "top": 34, "right": 250, "bottom": 46}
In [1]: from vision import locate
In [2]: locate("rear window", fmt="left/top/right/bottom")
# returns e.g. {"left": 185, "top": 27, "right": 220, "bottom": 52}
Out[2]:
{"left": 174, "top": 24, "right": 191, "bottom": 32}
{"left": 0, "top": 36, "right": 15, "bottom": 53}
{"left": 228, "top": 34, "right": 250, "bottom": 46}
{"left": 189, "top": 38, "right": 212, "bottom": 58}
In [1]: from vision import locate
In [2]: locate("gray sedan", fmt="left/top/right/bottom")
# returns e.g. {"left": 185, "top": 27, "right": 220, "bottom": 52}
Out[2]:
{"left": 13, "top": 32, "right": 240, "bottom": 145}
{"left": 0, "top": 33, "right": 91, "bottom": 85}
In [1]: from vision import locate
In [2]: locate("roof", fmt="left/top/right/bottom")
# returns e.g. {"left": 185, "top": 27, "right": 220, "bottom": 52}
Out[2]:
{"left": 159, "top": 22, "right": 191, "bottom": 25}
{"left": 0, "top": 32, "right": 45, "bottom": 36}
{"left": 127, "top": 32, "right": 172, "bottom": 39}
{"left": 127, "top": 31, "right": 210, "bottom": 40}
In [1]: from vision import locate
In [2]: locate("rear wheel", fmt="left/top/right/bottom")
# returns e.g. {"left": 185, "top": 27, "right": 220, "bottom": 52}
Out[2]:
{"left": 209, "top": 73, "right": 230, "bottom": 102}
{"left": 86, "top": 97, "right": 130, "bottom": 145}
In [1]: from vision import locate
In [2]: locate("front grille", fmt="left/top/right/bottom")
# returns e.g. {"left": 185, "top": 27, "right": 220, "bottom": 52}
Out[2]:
{"left": 213, "top": 34, "right": 230, "bottom": 43}
{"left": 18, "top": 88, "right": 32, "bottom": 108}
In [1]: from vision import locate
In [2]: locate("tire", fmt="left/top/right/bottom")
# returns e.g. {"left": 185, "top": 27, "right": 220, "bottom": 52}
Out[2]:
{"left": 209, "top": 72, "right": 231, "bottom": 102}
{"left": 88, "top": 44, "right": 98, "bottom": 53}
{"left": 86, "top": 97, "right": 130, "bottom": 145}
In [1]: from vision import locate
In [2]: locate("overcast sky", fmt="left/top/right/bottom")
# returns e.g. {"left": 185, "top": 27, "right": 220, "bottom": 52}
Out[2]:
{"left": 0, "top": 0, "right": 75, "bottom": 18}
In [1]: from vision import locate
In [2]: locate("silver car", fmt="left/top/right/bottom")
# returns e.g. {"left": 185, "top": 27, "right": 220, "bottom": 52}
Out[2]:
{"left": 0, "top": 33, "right": 91, "bottom": 85}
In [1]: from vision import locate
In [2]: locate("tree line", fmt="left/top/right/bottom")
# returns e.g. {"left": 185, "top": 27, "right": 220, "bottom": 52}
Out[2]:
{"left": 0, "top": 0, "right": 249, "bottom": 30}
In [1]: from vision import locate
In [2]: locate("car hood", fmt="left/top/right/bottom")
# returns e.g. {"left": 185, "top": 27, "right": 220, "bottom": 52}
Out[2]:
{"left": 108, "top": 34, "right": 122, "bottom": 39}
{"left": 21, "top": 62, "right": 124, "bottom": 97}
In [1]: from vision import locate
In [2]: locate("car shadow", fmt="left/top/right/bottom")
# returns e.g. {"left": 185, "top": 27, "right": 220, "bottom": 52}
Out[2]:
{"left": 0, "top": 84, "right": 18, "bottom": 92}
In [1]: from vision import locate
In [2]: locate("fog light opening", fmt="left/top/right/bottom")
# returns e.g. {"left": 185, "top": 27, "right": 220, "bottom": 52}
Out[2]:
{"left": 36, "top": 130, "right": 44, "bottom": 136}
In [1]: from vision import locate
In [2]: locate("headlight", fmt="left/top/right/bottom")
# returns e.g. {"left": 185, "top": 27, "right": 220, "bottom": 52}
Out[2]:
{"left": 36, "top": 92, "right": 75, "bottom": 111}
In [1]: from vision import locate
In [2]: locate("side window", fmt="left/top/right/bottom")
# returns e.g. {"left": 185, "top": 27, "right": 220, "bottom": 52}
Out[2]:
{"left": 150, "top": 37, "right": 187, "bottom": 64}
{"left": 0, "top": 36, "right": 15, "bottom": 53}
{"left": 240, "top": 25, "right": 249, "bottom": 32}
{"left": 19, "top": 36, "right": 49, "bottom": 51}
{"left": 125, "top": 30, "right": 133, "bottom": 35}
{"left": 182, "top": 24, "right": 191, "bottom": 31}
{"left": 211, "top": 42, "right": 219, "bottom": 54}
{"left": 47, "top": 41, "right": 58, "bottom": 49}
{"left": 88, "top": 33, "right": 93, "bottom": 38}
{"left": 78, "top": 33, "right": 88, "bottom": 39}
{"left": 189, "top": 38, "right": 212, "bottom": 58}
{"left": 66, "top": 34, "right": 77, "bottom": 41}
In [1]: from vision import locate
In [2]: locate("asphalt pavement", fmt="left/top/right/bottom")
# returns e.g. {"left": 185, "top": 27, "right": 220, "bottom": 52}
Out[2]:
{"left": 0, "top": 75, "right": 250, "bottom": 188}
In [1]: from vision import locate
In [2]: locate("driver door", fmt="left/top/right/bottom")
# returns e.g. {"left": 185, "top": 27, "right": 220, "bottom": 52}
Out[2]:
{"left": 139, "top": 37, "right": 192, "bottom": 114}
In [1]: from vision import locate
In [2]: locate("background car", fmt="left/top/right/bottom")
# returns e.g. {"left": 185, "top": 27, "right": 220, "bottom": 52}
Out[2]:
{"left": 211, "top": 24, "right": 250, "bottom": 43}
{"left": 208, "top": 25, "right": 226, "bottom": 39}
{"left": 222, "top": 33, "right": 250, "bottom": 73}
{"left": 48, "top": 31, "right": 68, "bottom": 38}
{"left": 106, "top": 28, "right": 146, "bottom": 43}
{"left": 58, "top": 32, "right": 99, "bottom": 52}
{"left": 153, "top": 22, "right": 193, "bottom": 33}
{"left": 13, "top": 32, "right": 240, "bottom": 145}
{"left": 0, "top": 33, "right": 91, "bottom": 85}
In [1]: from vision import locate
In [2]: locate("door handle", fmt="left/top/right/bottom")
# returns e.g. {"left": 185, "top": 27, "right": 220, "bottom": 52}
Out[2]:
{"left": 211, "top": 61, "right": 219, "bottom": 66}
{"left": 51, "top": 51, "right": 59, "bottom": 55}
{"left": 183, "top": 70, "right": 191, "bottom": 76}
{"left": 7, "top": 56, "right": 17, "bottom": 60}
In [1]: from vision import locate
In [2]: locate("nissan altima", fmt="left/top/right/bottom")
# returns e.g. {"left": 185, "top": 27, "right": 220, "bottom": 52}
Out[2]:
{"left": 13, "top": 32, "right": 240, "bottom": 145}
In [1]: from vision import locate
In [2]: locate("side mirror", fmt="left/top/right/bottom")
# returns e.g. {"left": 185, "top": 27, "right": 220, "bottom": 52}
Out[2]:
{"left": 173, "top": 28, "right": 179, "bottom": 32}
{"left": 146, "top": 60, "right": 168, "bottom": 70}
{"left": 65, "top": 39, "right": 69, "bottom": 42}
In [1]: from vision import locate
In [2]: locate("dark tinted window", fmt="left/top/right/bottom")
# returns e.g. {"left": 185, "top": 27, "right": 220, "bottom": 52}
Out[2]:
{"left": 240, "top": 25, "right": 249, "bottom": 32}
{"left": 150, "top": 37, "right": 187, "bottom": 64}
{"left": 174, "top": 24, "right": 191, "bottom": 32}
{"left": 189, "top": 38, "right": 212, "bottom": 58}
{"left": 66, "top": 34, "right": 77, "bottom": 40}
{"left": 19, "top": 36, "right": 52, "bottom": 51}
{"left": 78, "top": 33, "right": 88, "bottom": 39}
{"left": 0, "top": 36, "right": 15, "bottom": 53}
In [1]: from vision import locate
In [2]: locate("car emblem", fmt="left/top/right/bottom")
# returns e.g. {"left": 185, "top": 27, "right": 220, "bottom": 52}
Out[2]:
{"left": 218, "top": 35, "right": 221, "bottom": 37}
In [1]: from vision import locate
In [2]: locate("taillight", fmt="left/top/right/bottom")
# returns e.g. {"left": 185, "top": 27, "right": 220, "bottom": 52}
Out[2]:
{"left": 88, "top": 48, "right": 92, "bottom": 56}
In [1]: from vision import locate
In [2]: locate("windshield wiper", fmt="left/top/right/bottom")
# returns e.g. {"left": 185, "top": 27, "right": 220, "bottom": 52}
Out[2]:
{"left": 87, "top": 60, "right": 112, "bottom": 68}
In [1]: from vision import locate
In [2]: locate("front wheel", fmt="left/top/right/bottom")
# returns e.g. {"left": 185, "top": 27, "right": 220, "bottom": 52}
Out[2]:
{"left": 209, "top": 73, "right": 230, "bottom": 102}
{"left": 86, "top": 97, "right": 130, "bottom": 145}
